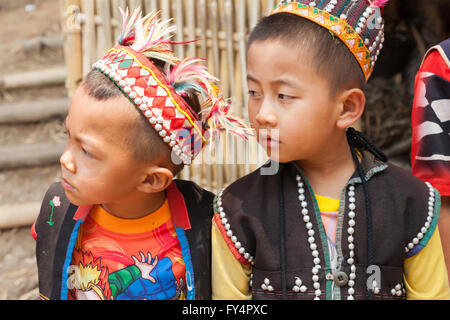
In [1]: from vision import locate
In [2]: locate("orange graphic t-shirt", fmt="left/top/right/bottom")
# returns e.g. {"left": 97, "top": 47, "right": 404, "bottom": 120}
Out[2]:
{"left": 67, "top": 199, "right": 186, "bottom": 300}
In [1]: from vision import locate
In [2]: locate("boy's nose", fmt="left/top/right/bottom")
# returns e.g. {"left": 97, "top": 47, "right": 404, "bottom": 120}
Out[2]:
{"left": 255, "top": 101, "right": 278, "bottom": 128}
{"left": 60, "top": 148, "right": 76, "bottom": 173}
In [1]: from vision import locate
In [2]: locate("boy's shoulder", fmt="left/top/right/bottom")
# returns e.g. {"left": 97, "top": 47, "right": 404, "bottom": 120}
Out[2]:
{"left": 36, "top": 182, "right": 73, "bottom": 227}
{"left": 173, "top": 179, "right": 215, "bottom": 208}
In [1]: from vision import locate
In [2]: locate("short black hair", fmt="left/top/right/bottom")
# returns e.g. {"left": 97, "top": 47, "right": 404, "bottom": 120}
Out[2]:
{"left": 80, "top": 60, "right": 201, "bottom": 174}
{"left": 248, "top": 13, "right": 365, "bottom": 97}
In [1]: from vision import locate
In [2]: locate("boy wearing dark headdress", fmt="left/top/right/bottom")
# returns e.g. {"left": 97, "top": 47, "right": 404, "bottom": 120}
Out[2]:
{"left": 31, "top": 9, "right": 246, "bottom": 300}
{"left": 212, "top": 0, "right": 450, "bottom": 300}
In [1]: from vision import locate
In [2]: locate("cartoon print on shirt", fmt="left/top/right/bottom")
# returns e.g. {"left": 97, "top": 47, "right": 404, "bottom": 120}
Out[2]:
{"left": 68, "top": 249, "right": 185, "bottom": 300}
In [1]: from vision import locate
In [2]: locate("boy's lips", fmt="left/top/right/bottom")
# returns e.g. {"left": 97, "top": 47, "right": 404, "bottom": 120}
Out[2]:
{"left": 62, "top": 177, "right": 76, "bottom": 191}
{"left": 260, "top": 136, "right": 280, "bottom": 148}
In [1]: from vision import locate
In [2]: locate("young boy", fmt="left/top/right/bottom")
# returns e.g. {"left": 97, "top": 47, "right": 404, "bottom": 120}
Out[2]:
{"left": 212, "top": 0, "right": 450, "bottom": 300}
{"left": 31, "top": 9, "right": 245, "bottom": 300}
{"left": 411, "top": 38, "right": 450, "bottom": 279}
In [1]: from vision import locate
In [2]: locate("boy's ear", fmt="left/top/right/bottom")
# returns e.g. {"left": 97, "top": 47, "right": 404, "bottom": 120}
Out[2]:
{"left": 137, "top": 166, "right": 174, "bottom": 194}
{"left": 336, "top": 88, "right": 366, "bottom": 129}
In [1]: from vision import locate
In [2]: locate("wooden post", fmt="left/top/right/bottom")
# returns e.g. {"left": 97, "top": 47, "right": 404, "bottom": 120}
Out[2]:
{"left": 60, "top": 0, "right": 83, "bottom": 97}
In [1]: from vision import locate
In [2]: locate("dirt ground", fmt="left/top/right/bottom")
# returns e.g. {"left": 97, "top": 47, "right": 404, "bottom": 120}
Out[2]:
{"left": 0, "top": 0, "right": 66, "bottom": 300}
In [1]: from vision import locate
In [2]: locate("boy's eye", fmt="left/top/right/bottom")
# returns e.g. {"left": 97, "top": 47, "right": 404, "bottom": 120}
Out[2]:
{"left": 278, "top": 93, "right": 292, "bottom": 100}
{"left": 82, "top": 147, "right": 93, "bottom": 158}
{"left": 248, "top": 90, "right": 259, "bottom": 97}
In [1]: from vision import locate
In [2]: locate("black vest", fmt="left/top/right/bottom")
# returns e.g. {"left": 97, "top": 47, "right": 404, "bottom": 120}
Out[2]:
{"left": 214, "top": 151, "right": 441, "bottom": 300}
{"left": 35, "top": 180, "right": 214, "bottom": 300}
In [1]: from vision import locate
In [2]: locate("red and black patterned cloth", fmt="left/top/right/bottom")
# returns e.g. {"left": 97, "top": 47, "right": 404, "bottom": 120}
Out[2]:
{"left": 411, "top": 38, "right": 450, "bottom": 196}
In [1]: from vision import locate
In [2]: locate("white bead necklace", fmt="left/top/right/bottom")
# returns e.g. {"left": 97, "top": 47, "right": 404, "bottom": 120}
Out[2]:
{"left": 296, "top": 174, "right": 357, "bottom": 300}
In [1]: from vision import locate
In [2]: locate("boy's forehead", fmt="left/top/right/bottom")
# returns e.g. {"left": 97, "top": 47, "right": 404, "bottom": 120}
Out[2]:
{"left": 248, "top": 40, "right": 316, "bottom": 82}
{"left": 67, "top": 86, "right": 138, "bottom": 140}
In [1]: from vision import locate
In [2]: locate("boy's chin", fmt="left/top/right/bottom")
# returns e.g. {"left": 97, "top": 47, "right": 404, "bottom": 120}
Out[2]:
{"left": 64, "top": 191, "right": 94, "bottom": 207}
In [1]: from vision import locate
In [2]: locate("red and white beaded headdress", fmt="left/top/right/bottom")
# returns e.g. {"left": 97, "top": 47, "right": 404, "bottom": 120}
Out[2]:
{"left": 92, "top": 8, "right": 248, "bottom": 165}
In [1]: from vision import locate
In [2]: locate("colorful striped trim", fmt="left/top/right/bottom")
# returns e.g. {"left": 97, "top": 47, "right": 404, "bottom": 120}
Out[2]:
{"left": 174, "top": 227, "right": 195, "bottom": 300}
{"left": 213, "top": 193, "right": 253, "bottom": 265}
{"left": 405, "top": 183, "right": 441, "bottom": 258}
{"left": 60, "top": 220, "right": 82, "bottom": 300}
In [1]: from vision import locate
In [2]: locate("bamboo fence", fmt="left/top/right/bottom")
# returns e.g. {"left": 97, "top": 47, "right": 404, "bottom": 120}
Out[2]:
{"left": 60, "top": 0, "right": 277, "bottom": 193}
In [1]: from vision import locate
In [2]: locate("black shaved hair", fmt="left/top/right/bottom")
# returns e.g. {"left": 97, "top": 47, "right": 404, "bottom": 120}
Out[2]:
{"left": 248, "top": 13, "right": 366, "bottom": 97}
{"left": 80, "top": 59, "right": 201, "bottom": 174}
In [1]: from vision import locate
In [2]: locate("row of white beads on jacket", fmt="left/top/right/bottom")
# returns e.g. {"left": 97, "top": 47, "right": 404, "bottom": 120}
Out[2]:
{"left": 404, "top": 182, "right": 436, "bottom": 254}
{"left": 91, "top": 61, "right": 192, "bottom": 165}
{"left": 216, "top": 190, "right": 255, "bottom": 265}
{"left": 391, "top": 283, "right": 405, "bottom": 297}
{"left": 296, "top": 175, "right": 322, "bottom": 300}
{"left": 346, "top": 185, "right": 357, "bottom": 300}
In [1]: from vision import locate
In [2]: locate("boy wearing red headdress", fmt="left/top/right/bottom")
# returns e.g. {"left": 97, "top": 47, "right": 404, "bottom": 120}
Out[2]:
{"left": 31, "top": 9, "right": 246, "bottom": 300}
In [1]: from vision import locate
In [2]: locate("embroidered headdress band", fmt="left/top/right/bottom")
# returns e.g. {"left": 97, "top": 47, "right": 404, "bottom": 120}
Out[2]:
{"left": 271, "top": 0, "right": 389, "bottom": 81}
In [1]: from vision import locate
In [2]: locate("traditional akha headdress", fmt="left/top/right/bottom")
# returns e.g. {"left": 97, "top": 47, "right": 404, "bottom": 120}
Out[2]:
{"left": 271, "top": 0, "right": 389, "bottom": 82}
{"left": 91, "top": 8, "right": 248, "bottom": 165}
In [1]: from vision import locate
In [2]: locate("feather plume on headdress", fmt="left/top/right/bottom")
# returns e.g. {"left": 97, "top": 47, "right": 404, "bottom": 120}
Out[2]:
{"left": 118, "top": 7, "right": 181, "bottom": 65}
{"left": 166, "top": 58, "right": 252, "bottom": 141}
{"left": 367, "top": 0, "right": 389, "bottom": 7}
{"left": 117, "top": 7, "right": 251, "bottom": 143}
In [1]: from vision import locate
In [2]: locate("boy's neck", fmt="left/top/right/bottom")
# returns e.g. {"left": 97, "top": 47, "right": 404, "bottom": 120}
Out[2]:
{"left": 101, "top": 191, "right": 166, "bottom": 220}
{"left": 295, "top": 135, "right": 357, "bottom": 199}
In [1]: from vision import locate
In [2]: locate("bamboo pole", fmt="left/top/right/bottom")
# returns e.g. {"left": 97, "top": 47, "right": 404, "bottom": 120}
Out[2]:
{"left": 0, "top": 202, "right": 42, "bottom": 230}
{"left": 0, "top": 143, "right": 66, "bottom": 170}
{"left": 60, "top": 0, "right": 83, "bottom": 97}
{"left": 0, "top": 98, "right": 69, "bottom": 124}
{"left": 2, "top": 66, "right": 67, "bottom": 90}
{"left": 97, "top": 0, "right": 113, "bottom": 53}
{"left": 81, "top": 0, "right": 96, "bottom": 76}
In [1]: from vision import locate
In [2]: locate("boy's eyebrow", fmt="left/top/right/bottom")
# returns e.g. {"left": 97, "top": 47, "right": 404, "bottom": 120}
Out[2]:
{"left": 63, "top": 117, "right": 103, "bottom": 151}
{"left": 272, "top": 76, "right": 300, "bottom": 88}
{"left": 247, "top": 74, "right": 300, "bottom": 88}
{"left": 247, "top": 75, "right": 258, "bottom": 83}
